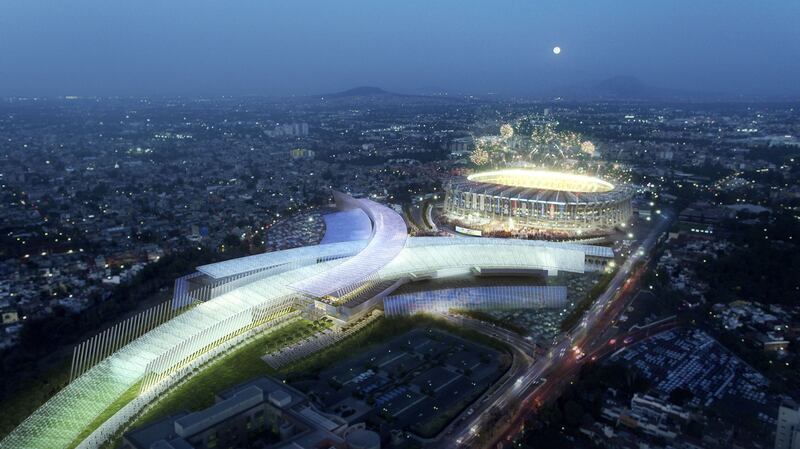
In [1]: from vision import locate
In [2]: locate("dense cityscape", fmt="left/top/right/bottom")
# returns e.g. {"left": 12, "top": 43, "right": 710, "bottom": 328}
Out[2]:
{"left": 2, "top": 92, "right": 799, "bottom": 449}
{"left": 2, "top": 2, "right": 800, "bottom": 449}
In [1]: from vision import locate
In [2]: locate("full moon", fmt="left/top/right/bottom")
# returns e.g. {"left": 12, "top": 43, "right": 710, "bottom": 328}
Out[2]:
{"left": 553, "top": 46, "right": 561, "bottom": 55}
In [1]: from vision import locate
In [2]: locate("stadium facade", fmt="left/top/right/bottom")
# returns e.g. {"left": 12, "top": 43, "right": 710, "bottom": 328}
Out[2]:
{"left": 443, "top": 169, "right": 633, "bottom": 237}
{"left": 1, "top": 192, "right": 614, "bottom": 449}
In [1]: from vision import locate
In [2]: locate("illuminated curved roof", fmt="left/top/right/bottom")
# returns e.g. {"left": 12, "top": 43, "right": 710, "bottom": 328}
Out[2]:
{"left": 450, "top": 169, "right": 631, "bottom": 206}
{"left": 1, "top": 196, "right": 614, "bottom": 449}
{"left": 289, "top": 195, "right": 408, "bottom": 297}
{"left": 0, "top": 260, "right": 340, "bottom": 449}
{"left": 197, "top": 240, "right": 367, "bottom": 279}
{"left": 406, "top": 236, "right": 615, "bottom": 259}
{"left": 467, "top": 169, "right": 614, "bottom": 193}
{"left": 381, "top": 237, "right": 586, "bottom": 278}
{"left": 320, "top": 208, "right": 372, "bottom": 244}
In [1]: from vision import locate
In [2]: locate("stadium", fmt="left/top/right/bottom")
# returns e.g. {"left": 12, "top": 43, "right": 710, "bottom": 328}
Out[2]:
{"left": 443, "top": 169, "right": 633, "bottom": 238}
{"left": 1, "top": 192, "right": 614, "bottom": 449}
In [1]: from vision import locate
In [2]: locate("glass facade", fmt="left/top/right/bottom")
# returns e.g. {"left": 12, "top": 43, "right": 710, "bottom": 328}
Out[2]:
{"left": 383, "top": 285, "right": 567, "bottom": 316}
{"left": 1, "top": 194, "right": 614, "bottom": 449}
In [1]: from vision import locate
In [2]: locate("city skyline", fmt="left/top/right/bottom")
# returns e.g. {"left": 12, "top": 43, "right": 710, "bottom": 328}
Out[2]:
{"left": 2, "top": 2, "right": 800, "bottom": 448}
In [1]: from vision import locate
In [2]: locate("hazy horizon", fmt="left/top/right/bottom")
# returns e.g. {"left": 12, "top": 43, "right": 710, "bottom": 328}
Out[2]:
{"left": 2, "top": 0, "right": 799, "bottom": 99}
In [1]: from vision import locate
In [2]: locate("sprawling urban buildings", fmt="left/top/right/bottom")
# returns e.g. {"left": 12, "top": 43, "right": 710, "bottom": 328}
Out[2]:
{"left": 4, "top": 95, "right": 797, "bottom": 449}
{"left": 443, "top": 169, "right": 633, "bottom": 238}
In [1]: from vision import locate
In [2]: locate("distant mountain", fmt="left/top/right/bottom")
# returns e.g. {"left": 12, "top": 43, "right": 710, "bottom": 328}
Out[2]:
{"left": 325, "top": 86, "right": 391, "bottom": 98}
{"left": 317, "top": 86, "right": 468, "bottom": 104}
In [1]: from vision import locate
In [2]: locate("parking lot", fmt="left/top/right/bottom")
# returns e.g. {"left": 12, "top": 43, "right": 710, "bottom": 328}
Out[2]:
{"left": 292, "top": 327, "right": 508, "bottom": 438}
{"left": 611, "top": 328, "right": 779, "bottom": 426}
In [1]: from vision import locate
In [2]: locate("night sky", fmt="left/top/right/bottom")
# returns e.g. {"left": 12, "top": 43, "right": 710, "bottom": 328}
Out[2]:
{"left": 1, "top": 0, "right": 798, "bottom": 97}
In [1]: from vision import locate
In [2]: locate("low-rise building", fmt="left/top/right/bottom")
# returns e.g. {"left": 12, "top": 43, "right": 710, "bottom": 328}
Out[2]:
{"left": 123, "top": 376, "right": 377, "bottom": 449}
{"left": 775, "top": 400, "right": 800, "bottom": 449}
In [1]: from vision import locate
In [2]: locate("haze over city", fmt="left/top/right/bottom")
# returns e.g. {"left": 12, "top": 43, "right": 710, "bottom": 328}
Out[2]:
{"left": 2, "top": 0, "right": 800, "bottom": 98}
{"left": 2, "top": 2, "right": 800, "bottom": 449}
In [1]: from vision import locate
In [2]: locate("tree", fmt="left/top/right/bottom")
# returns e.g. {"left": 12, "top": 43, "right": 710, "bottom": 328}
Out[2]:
{"left": 223, "top": 234, "right": 243, "bottom": 249}
{"left": 563, "top": 400, "right": 584, "bottom": 427}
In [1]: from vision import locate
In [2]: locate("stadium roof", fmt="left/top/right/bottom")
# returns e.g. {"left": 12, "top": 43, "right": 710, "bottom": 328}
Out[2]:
{"left": 450, "top": 169, "right": 631, "bottom": 205}
{"left": 467, "top": 169, "right": 614, "bottom": 193}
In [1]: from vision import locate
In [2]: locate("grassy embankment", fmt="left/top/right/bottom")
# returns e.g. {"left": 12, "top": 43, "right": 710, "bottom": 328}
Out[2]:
{"left": 107, "top": 314, "right": 510, "bottom": 447}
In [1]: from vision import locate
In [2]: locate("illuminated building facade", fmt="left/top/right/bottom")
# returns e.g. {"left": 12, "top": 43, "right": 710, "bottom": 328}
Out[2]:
{"left": 1, "top": 192, "right": 613, "bottom": 449}
{"left": 444, "top": 169, "right": 633, "bottom": 236}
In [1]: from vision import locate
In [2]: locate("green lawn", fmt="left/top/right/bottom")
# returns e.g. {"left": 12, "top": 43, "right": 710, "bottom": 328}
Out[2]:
{"left": 130, "top": 318, "right": 327, "bottom": 427}
{"left": 94, "top": 314, "right": 508, "bottom": 449}
{"left": 282, "top": 314, "right": 511, "bottom": 377}
{"left": 67, "top": 381, "right": 142, "bottom": 449}
{"left": 281, "top": 316, "right": 411, "bottom": 377}
{"left": 101, "top": 317, "right": 330, "bottom": 448}
{"left": 121, "top": 314, "right": 504, "bottom": 432}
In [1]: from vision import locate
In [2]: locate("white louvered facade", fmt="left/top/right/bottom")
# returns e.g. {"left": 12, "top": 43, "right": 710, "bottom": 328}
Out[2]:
{"left": 1, "top": 193, "right": 614, "bottom": 449}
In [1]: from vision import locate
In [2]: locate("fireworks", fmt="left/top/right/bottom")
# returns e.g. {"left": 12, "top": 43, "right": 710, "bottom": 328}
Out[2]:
{"left": 560, "top": 131, "right": 581, "bottom": 149}
{"left": 527, "top": 123, "right": 582, "bottom": 164}
{"left": 530, "top": 122, "right": 557, "bottom": 147}
{"left": 469, "top": 120, "right": 589, "bottom": 168}
{"left": 500, "top": 123, "right": 514, "bottom": 140}
{"left": 580, "top": 140, "right": 596, "bottom": 156}
{"left": 470, "top": 146, "right": 490, "bottom": 165}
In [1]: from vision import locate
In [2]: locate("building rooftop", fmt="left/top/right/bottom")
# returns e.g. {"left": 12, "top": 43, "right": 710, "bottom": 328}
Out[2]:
{"left": 174, "top": 386, "right": 264, "bottom": 437}
{"left": 319, "top": 208, "right": 372, "bottom": 244}
{"left": 124, "top": 412, "right": 187, "bottom": 449}
{"left": 290, "top": 193, "right": 408, "bottom": 298}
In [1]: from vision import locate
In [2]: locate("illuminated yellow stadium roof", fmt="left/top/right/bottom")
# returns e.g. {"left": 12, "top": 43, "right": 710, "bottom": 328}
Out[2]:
{"left": 467, "top": 169, "right": 614, "bottom": 193}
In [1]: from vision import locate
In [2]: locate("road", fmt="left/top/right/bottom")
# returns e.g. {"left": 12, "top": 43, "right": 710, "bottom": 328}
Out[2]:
{"left": 406, "top": 200, "right": 438, "bottom": 233}
{"left": 440, "top": 211, "right": 674, "bottom": 448}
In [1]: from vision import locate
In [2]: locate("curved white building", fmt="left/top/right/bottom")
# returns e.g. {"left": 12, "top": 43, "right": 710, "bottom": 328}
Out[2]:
{"left": 0, "top": 193, "right": 613, "bottom": 449}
